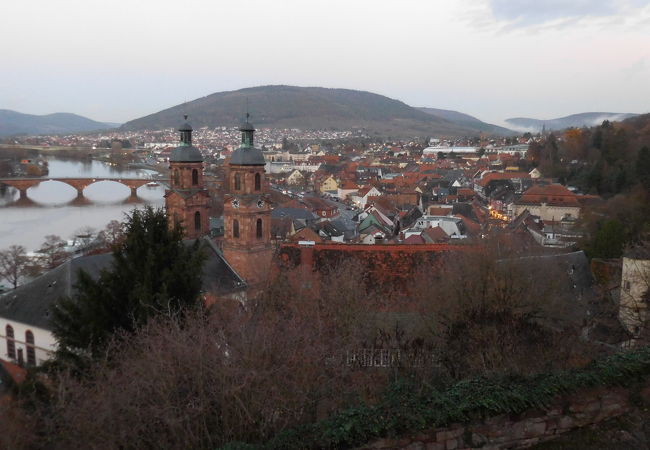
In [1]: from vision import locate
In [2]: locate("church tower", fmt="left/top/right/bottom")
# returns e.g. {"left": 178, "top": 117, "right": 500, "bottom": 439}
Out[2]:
{"left": 164, "top": 116, "right": 210, "bottom": 239}
{"left": 223, "top": 114, "right": 273, "bottom": 286}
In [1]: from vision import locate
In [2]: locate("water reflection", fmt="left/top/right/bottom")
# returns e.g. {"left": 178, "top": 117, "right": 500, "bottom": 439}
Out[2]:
{"left": 0, "top": 157, "right": 166, "bottom": 252}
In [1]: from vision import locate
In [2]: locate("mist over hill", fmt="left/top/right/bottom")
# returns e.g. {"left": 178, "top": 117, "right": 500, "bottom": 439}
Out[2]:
{"left": 120, "top": 86, "right": 509, "bottom": 138}
{"left": 417, "top": 107, "right": 516, "bottom": 136}
{"left": 505, "top": 112, "right": 639, "bottom": 133}
{"left": 0, "top": 110, "right": 118, "bottom": 136}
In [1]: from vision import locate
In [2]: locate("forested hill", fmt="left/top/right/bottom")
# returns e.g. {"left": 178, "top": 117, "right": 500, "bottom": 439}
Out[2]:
{"left": 417, "top": 107, "right": 516, "bottom": 135}
{"left": 0, "top": 110, "right": 118, "bottom": 136}
{"left": 506, "top": 112, "right": 639, "bottom": 132}
{"left": 119, "top": 85, "right": 503, "bottom": 137}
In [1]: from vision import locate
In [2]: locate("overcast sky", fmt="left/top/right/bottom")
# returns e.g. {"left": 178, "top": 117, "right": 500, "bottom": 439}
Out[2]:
{"left": 1, "top": 0, "right": 649, "bottom": 126}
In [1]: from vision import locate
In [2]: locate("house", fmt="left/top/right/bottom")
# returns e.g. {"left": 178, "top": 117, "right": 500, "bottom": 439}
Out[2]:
{"left": 402, "top": 215, "right": 467, "bottom": 240}
{"left": 300, "top": 197, "right": 338, "bottom": 219}
{"left": 351, "top": 185, "right": 381, "bottom": 207}
{"left": 319, "top": 175, "right": 339, "bottom": 194}
{"left": 0, "top": 238, "right": 245, "bottom": 367}
{"left": 512, "top": 184, "right": 582, "bottom": 222}
{"left": 286, "top": 169, "right": 306, "bottom": 186}
{"left": 337, "top": 180, "right": 359, "bottom": 200}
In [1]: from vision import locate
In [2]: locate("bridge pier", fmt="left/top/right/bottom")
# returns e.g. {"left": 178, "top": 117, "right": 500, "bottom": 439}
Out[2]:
{"left": 130, "top": 187, "right": 138, "bottom": 196}
{"left": 19, "top": 188, "right": 28, "bottom": 199}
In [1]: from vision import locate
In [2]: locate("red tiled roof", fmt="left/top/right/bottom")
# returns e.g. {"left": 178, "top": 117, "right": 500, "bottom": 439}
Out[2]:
{"left": 517, "top": 184, "right": 580, "bottom": 207}
{"left": 477, "top": 172, "right": 531, "bottom": 187}
{"left": 289, "top": 227, "right": 323, "bottom": 243}
{"left": 403, "top": 234, "right": 426, "bottom": 244}
{"left": 422, "top": 226, "right": 449, "bottom": 243}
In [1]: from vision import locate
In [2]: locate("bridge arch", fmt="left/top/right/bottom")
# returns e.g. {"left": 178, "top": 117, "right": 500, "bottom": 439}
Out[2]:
{"left": 0, "top": 177, "right": 155, "bottom": 204}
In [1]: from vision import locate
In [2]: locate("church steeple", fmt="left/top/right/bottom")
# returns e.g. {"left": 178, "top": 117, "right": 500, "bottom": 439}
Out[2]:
{"left": 223, "top": 105, "right": 272, "bottom": 287}
{"left": 240, "top": 112, "right": 255, "bottom": 148}
{"left": 180, "top": 115, "right": 192, "bottom": 146}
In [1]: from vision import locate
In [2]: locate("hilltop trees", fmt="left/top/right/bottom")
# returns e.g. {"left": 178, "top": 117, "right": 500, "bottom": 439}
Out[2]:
{"left": 51, "top": 207, "right": 206, "bottom": 370}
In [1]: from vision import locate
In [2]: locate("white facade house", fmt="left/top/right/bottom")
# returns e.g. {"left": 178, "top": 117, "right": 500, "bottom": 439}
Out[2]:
{"left": 0, "top": 319, "right": 55, "bottom": 367}
{"left": 351, "top": 186, "right": 382, "bottom": 207}
{"left": 402, "top": 215, "right": 467, "bottom": 239}
{"left": 0, "top": 238, "right": 247, "bottom": 367}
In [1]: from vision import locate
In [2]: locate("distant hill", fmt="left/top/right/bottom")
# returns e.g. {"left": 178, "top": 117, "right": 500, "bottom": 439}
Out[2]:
{"left": 0, "top": 110, "right": 118, "bottom": 136}
{"left": 505, "top": 112, "right": 639, "bottom": 132}
{"left": 417, "top": 107, "right": 516, "bottom": 135}
{"left": 120, "top": 85, "right": 507, "bottom": 138}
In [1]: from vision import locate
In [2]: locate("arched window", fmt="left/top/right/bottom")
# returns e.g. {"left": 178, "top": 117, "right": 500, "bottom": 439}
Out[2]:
{"left": 256, "top": 218, "right": 263, "bottom": 239}
{"left": 194, "top": 211, "right": 201, "bottom": 232}
{"left": 5, "top": 325, "right": 15, "bottom": 360}
{"left": 234, "top": 173, "right": 241, "bottom": 191}
{"left": 192, "top": 169, "right": 199, "bottom": 186}
{"left": 255, "top": 173, "right": 261, "bottom": 191}
{"left": 233, "top": 219, "right": 239, "bottom": 238}
{"left": 173, "top": 169, "right": 180, "bottom": 186}
{"left": 25, "top": 330, "right": 35, "bottom": 366}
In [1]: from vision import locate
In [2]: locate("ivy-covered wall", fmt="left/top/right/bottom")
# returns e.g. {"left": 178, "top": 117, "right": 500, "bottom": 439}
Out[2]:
{"left": 221, "top": 346, "right": 650, "bottom": 450}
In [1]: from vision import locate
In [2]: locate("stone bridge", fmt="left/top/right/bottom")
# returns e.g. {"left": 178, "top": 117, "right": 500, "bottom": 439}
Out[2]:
{"left": 0, "top": 177, "right": 158, "bottom": 200}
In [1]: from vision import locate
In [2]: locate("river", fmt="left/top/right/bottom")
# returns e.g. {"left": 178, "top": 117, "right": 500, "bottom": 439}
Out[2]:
{"left": 0, "top": 157, "right": 166, "bottom": 252}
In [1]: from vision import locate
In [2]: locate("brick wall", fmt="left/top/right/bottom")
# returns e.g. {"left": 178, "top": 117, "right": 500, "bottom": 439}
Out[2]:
{"left": 361, "top": 382, "right": 650, "bottom": 450}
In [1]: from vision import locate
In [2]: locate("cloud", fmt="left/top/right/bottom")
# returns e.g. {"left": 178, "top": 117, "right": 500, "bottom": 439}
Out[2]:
{"left": 488, "top": 0, "right": 650, "bottom": 26}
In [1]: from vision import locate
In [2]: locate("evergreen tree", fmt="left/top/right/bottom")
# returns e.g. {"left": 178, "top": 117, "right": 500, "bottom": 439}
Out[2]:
{"left": 51, "top": 207, "right": 206, "bottom": 370}
{"left": 587, "top": 219, "right": 626, "bottom": 259}
{"left": 637, "top": 146, "right": 650, "bottom": 191}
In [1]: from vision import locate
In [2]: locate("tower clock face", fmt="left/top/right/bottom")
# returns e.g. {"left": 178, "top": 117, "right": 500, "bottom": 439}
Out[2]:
{"left": 257, "top": 199, "right": 265, "bottom": 208}
{"left": 231, "top": 199, "right": 240, "bottom": 208}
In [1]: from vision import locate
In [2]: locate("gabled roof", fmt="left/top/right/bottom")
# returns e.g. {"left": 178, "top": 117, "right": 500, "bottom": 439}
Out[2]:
{"left": 403, "top": 234, "right": 426, "bottom": 244}
{"left": 476, "top": 172, "right": 531, "bottom": 187}
{"left": 517, "top": 184, "right": 580, "bottom": 207}
{"left": 0, "top": 238, "right": 245, "bottom": 331}
{"left": 421, "top": 226, "right": 449, "bottom": 243}
{"left": 289, "top": 227, "right": 323, "bottom": 243}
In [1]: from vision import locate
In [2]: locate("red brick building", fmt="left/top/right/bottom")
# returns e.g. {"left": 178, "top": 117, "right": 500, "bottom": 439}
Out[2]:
{"left": 222, "top": 116, "right": 274, "bottom": 287}
{"left": 164, "top": 118, "right": 210, "bottom": 239}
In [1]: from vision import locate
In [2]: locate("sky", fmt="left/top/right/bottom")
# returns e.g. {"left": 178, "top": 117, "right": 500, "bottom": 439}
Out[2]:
{"left": 1, "top": 0, "right": 649, "bottom": 126}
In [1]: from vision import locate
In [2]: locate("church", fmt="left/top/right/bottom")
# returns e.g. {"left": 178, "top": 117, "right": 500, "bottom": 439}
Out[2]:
{"left": 0, "top": 114, "right": 272, "bottom": 367}
{"left": 165, "top": 113, "right": 274, "bottom": 287}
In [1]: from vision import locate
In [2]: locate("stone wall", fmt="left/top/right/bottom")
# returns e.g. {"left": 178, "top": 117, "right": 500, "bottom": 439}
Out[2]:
{"left": 362, "top": 382, "right": 650, "bottom": 450}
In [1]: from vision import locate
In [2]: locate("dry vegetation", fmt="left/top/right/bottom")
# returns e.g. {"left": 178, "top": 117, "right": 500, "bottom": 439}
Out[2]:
{"left": 0, "top": 246, "right": 599, "bottom": 449}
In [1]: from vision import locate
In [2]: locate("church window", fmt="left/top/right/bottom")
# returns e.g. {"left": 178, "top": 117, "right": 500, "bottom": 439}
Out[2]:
{"left": 174, "top": 169, "right": 180, "bottom": 186}
{"left": 25, "top": 330, "right": 35, "bottom": 366}
{"left": 5, "top": 325, "right": 15, "bottom": 360}
{"left": 192, "top": 169, "right": 199, "bottom": 186}
{"left": 233, "top": 219, "right": 240, "bottom": 238}
{"left": 234, "top": 173, "right": 241, "bottom": 191}
{"left": 194, "top": 211, "right": 201, "bottom": 232}
{"left": 256, "top": 218, "right": 263, "bottom": 238}
{"left": 255, "top": 173, "right": 261, "bottom": 191}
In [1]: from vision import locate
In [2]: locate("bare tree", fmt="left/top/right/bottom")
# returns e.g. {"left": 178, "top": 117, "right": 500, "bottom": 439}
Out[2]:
{"left": 36, "top": 235, "right": 69, "bottom": 269}
{"left": 0, "top": 245, "right": 33, "bottom": 289}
